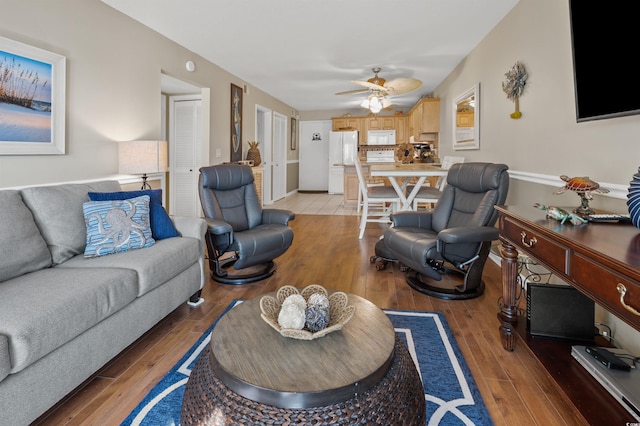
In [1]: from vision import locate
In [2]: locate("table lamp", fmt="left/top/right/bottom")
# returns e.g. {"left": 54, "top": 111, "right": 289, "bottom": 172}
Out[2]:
{"left": 118, "top": 140, "right": 168, "bottom": 189}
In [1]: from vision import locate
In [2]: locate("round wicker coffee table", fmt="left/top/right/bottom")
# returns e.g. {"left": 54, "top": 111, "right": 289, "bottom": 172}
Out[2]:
{"left": 180, "top": 293, "right": 425, "bottom": 425}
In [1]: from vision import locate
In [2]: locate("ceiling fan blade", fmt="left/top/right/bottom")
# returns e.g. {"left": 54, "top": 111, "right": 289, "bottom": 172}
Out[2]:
{"left": 351, "top": 80, "right": 389, "bottom": 93}
{"left": 335, "top": 88, "right": 369, "bottom": 95}
{"left": 384, "top": 78, "right": 422, "bottom": 95}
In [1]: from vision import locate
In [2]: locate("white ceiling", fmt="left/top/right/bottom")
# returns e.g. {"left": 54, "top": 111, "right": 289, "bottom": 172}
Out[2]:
{"left": 103, "top": 0, "right": 519, "bottom": 112}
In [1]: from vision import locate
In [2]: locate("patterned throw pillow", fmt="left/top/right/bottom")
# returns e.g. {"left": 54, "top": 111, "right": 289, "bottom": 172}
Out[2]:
{"left": 83, "top": 195, "right": 155, "bottom": 258}
{"left": 88, "top": 189, "right": 179, "bottom": 240}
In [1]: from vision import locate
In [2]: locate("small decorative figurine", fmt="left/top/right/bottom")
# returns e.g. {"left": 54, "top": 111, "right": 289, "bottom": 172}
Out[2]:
{"left": 534, "top": 203, "right": 587, "bottom": 225}
{"left": 553, "top": 175, "right": 610, "bottom": 216}
{"left": 395, "top": 142, "right": 414, "bottom": 163}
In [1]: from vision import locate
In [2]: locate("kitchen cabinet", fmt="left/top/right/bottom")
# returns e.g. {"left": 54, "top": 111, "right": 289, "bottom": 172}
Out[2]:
{"left": 330, "top": 97, "right": 437, "bottom": 148}
{"left": 344, "top": 167, "right": 360, "bottom": 205}
{"left": 365, "top": 116, "right": 395, "bottom": 131}
{"left": 409, "top": 101, "right": 422, "bottom": 138}
{"left": 420, "top": 98, "right": 440, "bottom": 133}
{"left": 332, "top": 117, "right": 361, "bottom": 132}
{"left": 395, "top": 116, "right": 408, "bottom": 144}
{"left": 409, "top": 98, "right": 440, "bottom": 137}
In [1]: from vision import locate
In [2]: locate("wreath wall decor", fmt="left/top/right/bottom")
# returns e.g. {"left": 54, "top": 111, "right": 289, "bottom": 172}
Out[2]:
{"left": 502, "top": 61, "right": 528, "bottom": 119}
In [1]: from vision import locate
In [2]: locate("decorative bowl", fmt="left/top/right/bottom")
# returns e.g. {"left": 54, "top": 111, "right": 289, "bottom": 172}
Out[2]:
{"left": 259, "top": 284, "right": 356, "bottom": 340}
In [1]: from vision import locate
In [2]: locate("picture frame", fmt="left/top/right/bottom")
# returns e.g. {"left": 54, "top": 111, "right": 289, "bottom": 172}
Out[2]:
{"left": 290, "top": 117, "right": 297, "bottom": 150}
{"left": 0, "top": 36, "right": 66, "bottom": 155}
{"left": 452, "top": 83, "right": 480, "bottom": 151}
{"left": 230, "top": 83, "right": 243, "bottom": 162}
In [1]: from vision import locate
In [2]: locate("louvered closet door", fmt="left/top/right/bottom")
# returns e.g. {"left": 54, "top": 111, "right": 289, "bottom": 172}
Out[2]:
{"left": 170, "top": 97, "right": 202, "bottom": 217}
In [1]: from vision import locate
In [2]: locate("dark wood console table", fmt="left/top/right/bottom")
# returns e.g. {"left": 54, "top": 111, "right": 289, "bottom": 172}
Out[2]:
{"left": 495, "top": 205, "right": 640, "bottom": 423}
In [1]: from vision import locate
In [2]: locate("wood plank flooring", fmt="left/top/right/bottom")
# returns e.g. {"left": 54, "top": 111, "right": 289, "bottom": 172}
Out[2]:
{"left": 33, "top": 194, "right": 588, "bottom": 425}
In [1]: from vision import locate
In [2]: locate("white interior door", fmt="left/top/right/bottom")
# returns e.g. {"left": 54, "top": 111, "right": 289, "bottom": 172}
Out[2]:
{"left": 299, "top": 120, "right": 330, "bottom": 191}
{"left": 272, "top": 112, "right": 287, "bottom": 201}
{"left": 170, "top": 95, "right": 201, "bottom": 216}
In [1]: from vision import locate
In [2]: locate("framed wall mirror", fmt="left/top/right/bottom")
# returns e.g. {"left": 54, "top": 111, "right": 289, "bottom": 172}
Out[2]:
{"left": 452, "top": 83, "right": 480, "bottom": 150}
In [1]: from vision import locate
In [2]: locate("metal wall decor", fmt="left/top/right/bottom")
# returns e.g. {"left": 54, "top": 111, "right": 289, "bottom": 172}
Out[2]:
{"left": 502, "top": 61, "right": 528, "bottom": 119}
{"left": 230, "top": 83, "right": 243, "bottom": 162}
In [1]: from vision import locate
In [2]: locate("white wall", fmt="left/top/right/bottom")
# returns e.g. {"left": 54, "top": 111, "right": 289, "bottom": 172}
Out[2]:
{"left": 0, "top": 0, "right": 297, "bottom": 188}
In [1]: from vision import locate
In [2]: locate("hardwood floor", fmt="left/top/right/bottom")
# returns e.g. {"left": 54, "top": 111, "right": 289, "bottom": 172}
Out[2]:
{"left": 33, "top": 194, "right": 587, "bottom": 425}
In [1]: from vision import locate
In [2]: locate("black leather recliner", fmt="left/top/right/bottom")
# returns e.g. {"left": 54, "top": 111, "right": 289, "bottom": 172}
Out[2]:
{"left": 377, "top": 162, "right": 509, "bottom": 300}
{"left": 199, "top": 164, "right": 295, "bottom": 284}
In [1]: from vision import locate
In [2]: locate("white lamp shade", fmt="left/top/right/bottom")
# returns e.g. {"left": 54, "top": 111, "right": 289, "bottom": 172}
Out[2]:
{"left": 369, "top": 96, "right": 382, "bottom": 113}
{"left": 119, "top": 140, "right": 168, "bottom": 175}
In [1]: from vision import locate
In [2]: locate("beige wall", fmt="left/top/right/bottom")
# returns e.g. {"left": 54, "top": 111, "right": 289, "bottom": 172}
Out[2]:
{"left": 0, "top": 0, "right": 297, "bottom": 189}
{"left": 433, "top": 0, "right": 640, "bottom": 351}
{"left": 433, "top": 0, "right": 637, "bottom": 212}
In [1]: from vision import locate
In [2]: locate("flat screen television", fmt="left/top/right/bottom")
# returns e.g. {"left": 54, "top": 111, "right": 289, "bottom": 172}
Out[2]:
{"left": 569, "top": 1, "right": 639, "bottom": 122}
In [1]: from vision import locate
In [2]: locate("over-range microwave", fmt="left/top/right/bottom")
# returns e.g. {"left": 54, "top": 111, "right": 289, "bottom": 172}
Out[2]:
{"left": 367, "top": 130, "right": 396, "bottom": 145}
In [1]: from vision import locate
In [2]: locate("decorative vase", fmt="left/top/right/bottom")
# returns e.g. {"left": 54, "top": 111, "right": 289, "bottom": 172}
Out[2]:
{"left": 626, "top": 167, "right": 640, "bottom": 228}
{"left": 246, "top": 141, "right": 261, "bottom": 166}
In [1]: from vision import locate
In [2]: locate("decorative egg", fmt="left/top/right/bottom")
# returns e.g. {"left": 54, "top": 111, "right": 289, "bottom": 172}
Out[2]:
{"left": 278, "top": 303, "right": 305, "bottom": 330}
{"left": 282, "top": 294, "right": 307, "bottom": 311}
{"left": 307, "top": 293, "right": 329, "bottom": 310}
{"left": 305, "top": 305, "right": 329, "bottom": 332}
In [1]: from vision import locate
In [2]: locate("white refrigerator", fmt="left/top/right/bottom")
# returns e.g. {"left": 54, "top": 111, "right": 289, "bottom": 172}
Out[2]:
{"left": 328, "top": 131, "right": 358, "bottom": 194}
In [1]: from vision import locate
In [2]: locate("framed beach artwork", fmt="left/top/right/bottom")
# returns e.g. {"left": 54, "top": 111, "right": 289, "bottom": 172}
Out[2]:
{"left": 230, "top": 83, "right": 242, "bottom": 162}
{"left": 0, "top": 36, "right": 66, "bottom": 155}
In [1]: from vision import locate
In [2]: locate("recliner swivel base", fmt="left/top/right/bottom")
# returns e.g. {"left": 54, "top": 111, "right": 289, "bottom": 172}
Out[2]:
{"left": 210, "top": 256, "right": 277, "bottom": 285}
{"left": 406, "top": 270, "right": 486, "bottom": 300}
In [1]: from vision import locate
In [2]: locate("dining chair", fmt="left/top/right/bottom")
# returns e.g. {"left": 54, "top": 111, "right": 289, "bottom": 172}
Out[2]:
{"left": 354, "top": 159, "right": 401, "bottom": 239}
{"left": 356, "top": 175, "right": 386, "bottom": 213}
{"left": 410, "top": 156, "right": 465, "bottom": 210}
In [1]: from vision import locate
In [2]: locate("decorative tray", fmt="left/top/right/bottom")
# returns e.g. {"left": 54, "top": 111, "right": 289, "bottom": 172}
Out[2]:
{"left": 259, "top": 284, "right": 356, "bottom": 340}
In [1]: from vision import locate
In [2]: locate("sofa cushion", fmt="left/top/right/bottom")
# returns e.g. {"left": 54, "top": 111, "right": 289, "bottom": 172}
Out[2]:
{"left": 83, "top": 195, "right": 155, "bottom": 258}
{"left": 0, "top": 191, "right": 52, "bottom": 282}
{"left": 61, "top": 236, "right": 201, "bottom": 297}
{"left": 88, "top": 189, "right": 179, "bottom": 240}
{"left": 0, "top": 267, "right": 138, "bottom": 373}
{"left": 20, "top": 180, "right": 122, "bottom": 264}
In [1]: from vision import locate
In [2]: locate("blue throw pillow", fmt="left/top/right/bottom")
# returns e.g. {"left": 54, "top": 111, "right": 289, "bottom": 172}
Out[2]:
{"left": 83, "top": 195, "right": 155, "bottom": 258}
{"left": 88, "top": 189, "right": 179, "bottom": 240}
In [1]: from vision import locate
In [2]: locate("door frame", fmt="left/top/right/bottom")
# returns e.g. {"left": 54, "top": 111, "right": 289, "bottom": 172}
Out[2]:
{"left": 255, "top": 104, "right": 272, "bottom": 204}
{"left": 272, "top": 111, "right": 287, "bottom": 202}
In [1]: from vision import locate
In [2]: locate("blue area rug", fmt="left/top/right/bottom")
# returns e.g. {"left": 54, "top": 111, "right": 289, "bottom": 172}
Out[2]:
{"left": 121, "top": 301, "right": 493, "bottom": 425}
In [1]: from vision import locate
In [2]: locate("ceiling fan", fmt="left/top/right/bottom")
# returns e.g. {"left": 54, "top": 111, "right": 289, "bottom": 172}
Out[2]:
{"left": 335, "top": 67, "right": 423, "bottom": 97}
{"left": 335, "top": 67, "right": 422, "bottom": 113}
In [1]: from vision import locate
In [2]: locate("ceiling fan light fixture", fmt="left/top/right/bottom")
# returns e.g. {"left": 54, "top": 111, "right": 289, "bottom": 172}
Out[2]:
{"left": 369, "top": 96, "right": 383, "bottom": 113}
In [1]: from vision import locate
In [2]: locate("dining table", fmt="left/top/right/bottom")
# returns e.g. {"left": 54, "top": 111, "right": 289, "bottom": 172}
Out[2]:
{"left": 368, "top": 162, "right": 448, "bottom": 211}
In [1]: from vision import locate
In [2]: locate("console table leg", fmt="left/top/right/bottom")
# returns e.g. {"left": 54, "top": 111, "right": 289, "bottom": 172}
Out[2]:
{"left": 498, "top": 237, "right": 519, "bottom": 351}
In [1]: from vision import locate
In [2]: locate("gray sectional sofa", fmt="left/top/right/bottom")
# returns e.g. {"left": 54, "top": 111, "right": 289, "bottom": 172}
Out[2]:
{"left": 0, "top": 180, "right": 207, "bottom": 426}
